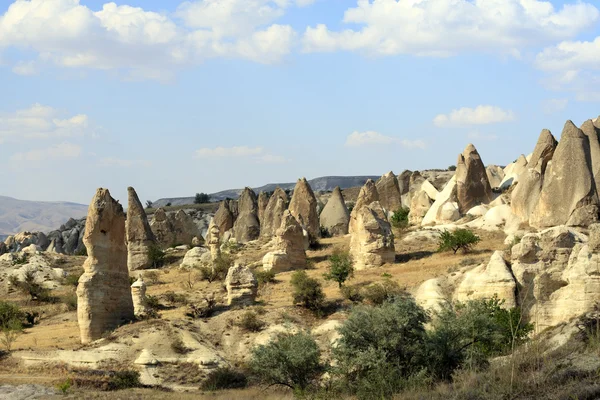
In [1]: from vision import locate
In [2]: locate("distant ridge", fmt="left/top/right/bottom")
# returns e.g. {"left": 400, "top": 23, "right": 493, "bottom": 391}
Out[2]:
{"left": 152, "top": 176, "right": 380, "bottom": 207}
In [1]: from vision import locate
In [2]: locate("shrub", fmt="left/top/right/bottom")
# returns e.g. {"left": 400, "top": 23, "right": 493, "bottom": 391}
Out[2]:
{"left": 199, "top": 253, "right": 234, "bottom": 283}
{"left": 238, "top": 311, "right": 265, "bottom": 332}
{"left": 194, "top": 193, "right": 211, "bottom": 204}
{"left": 0, "top": 301, "right": 24, "bottom": 328}
{"left": 201, "top": 367, "right": 247, "bottom": 391}
{"left": 333, "top": 296, "right": 429, "bottom": 399}
{"left": 145, "top": 200, "right": 153, "bottom": 209}
{"left": 145, "top": 295, "right": 161, "bottom": 311}
{"left": 323, "top": 251, "right": 354, "bottom": 288}
{"left": 64, "top": 271, "right": 82, "bottom": 287}
{"left": 56, "top": 378, "right": 73, "bottom": 394}
{"left": 171, "top": 335, "right": 189, "bottom": 354}
{"left": 11, "top": 270, "right": 53, "bottom": 302}
{"left": 12, "top": 254, "right": 28, "bottom": 266}
{"left": 390, "top": 207, "right": 410, "bottom": 229}
{"left": 319, "top": 226, "right": 331, "bottom": 238}
{"left": 437, "top": 229, "right": 481, "bottom": 254}
{"left": 255, "top": 269, "right": 276, "bottom": 286}
{"left": 144, "top": 271, "right": 160, "bottom": 285}
{"left": 308, "top": 233, "right": 321, "bottom": 250}
{"left": 362, "top": 279, "right": 403, "bottom": 306}
{"left": 75, "top": 247, "right": 87, "bottom": 256}
{"left": 448, "top": 165, "right": 457, "bottom": 171}
{"left": 250, "top": 332, "right": 324, "bottom": 393}
{"left": 186, "top": 297, "right": 216, "bottom": 319}
{"left": 109, "top": 370, "right": 140, "bottom": 390}
{"left": 341, "top": 284, "right": 364, "bottom": 303}
{"left": 290, "top": 271, "right": 325, "bottom": 311}
{"left": 166, "top": 202, "right": 172, "bottom": 207}
{"left": 147, "top": 244, "right": 165, "bottom": 268}
{"left": 163, "top": 291, "right": 188, "bottom": 306}
{"left": 63, "top": 293, "right": 78, "bottom": 311}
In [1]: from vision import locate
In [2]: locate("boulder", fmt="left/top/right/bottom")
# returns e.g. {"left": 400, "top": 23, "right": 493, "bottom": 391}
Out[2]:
{"left": 376, "top": 171, "right": 402, "bottom": 214}
{"left": 77, "top": 188, "right": 134, "bottom": 344}
{"left": 225, "top": 263, "right": 258, "bottom": 306}
{"left": 261, "top": 187, "right": 288, "bottom": 238}
{"left": 214, "top": 199, "right": 236, "bottom": 238}
{"left": 171, "top": 210, "right": 202, "bottom": 245}
{"left": 530, "top": 120, "right": 599, "bottom": 228}
{"left": 397, "top": 170, "right": 413, "bottom": 207}
{"left": 349, "top": 179, "right": 379, "bottom": 234}
{"left": 180, "top": 246, "right": 209, "bottom": 269}
{"left": 408, "top": 190, "right": 433, "bottom": 225}
{"left": 149, "top": 208, "right": 171, "bottom": 245}
{"left": 262, "top": 211, "right": 306, "bottom": 273}
{"left": 319, "top": 186, "right": 350, "bottom": 236}
{"left": 288, "top": 178, "right": 320, "bottom": 239}
{"left": 349, "top": 201, "right": 395, "bottom": 270}
{"left": 233, "top": 188, "right": 260, "bottom": 243}
{"left": 455, "top": 144, "right": 493, "bottom": 213}
{"left": 126, "top": 187, "right": 157, "bottom": 271}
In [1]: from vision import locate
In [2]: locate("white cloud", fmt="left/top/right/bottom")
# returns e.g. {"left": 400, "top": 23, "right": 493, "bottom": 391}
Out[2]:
{"left": 10, "top": 142, "right": 82, "bottom": 162}
{"left": 98, "top": 157, "right": 152, "bottom": 168}
{"left": 541, "top": 98, "right": 569, "bottom": 114}
{"left": 0, "top": 104, "right": 92, "bottom": 142}
{"left": 345, "top": 131, "right": 425, "bottom": 149}
{"left": 12, "top": 60, "right": 37, "bottom": 76}
{"left": 0, "top": 0, "right": 297, "bottom": 78}
{"left": 433, "top": 106, "right": 515, "bottom": 127}
{"left": 302, "top": 0, "right": 598, "bottom": 56}
{"left": 296, "top": 0, "right": 316, "bottom": 6}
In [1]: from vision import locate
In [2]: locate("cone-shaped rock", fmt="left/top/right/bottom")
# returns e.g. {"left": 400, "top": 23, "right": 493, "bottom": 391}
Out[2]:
{"left": 349, "top": 201, "right": 395, "bottom": 270}
{"left": 530, "top": 121, "right": 599, "bottom": 228}
{"left": 288, "top": 178, "right": 319, "bottom": 239}
{"left": 349, "top": 179, "right": 379, "bottom": 234}
{"left": 398, "top": 170, "right": 413, "bottom": 207}
{"left": 455, "top": 144, "right": 493, "bottom": 214}
{"left": 486, "top": 165, "right": 505, "bottom": 188}
{"left": 511, "top": 129, "right": 558, "bottom": 222}
{"left": 77, "top": 188, "right": 134, "bottom": 344}
{"left": 233, "top": 187, "right": 260, "bottom": 243}
{"left": 257, "top": 192, "right": 269, "bottom": 224}
{"left": 408, "top": 190, "right": 433, "bottom": 225}
{"left": 149, "top": 208, "right": 170, "bottom": 245}
{"left": 261, "top": 187, "right": 288, "bottom": 238}
{"left": 214, "top": 199, "right": 236, "bottom": 238}
{"left": 376, "top": 171, "right": 402, "bottom": 213}
{"left": 319, "top": 187, "right": 350, "bottom": 236}
{"left": 172, "top": 210, "right": 201, "bottom": 245}
{"left": 582, "top": 119, "right": 600, "bottom": 191}
{"left": 262, "top": 210, "right": 307, "bottom": 273}
{"left": 500, "top": 155, "right": 528, "bottom": 189}
{"left": 126, "top": 187, "right": 157, "bottom": 271}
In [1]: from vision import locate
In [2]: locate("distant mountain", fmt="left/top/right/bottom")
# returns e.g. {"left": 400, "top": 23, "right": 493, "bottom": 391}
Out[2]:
{"left": 152, "top": 176, "right": 380, "bottom": 207}
{"left": 0, "top": 196, "right": 88, "bottom": 236}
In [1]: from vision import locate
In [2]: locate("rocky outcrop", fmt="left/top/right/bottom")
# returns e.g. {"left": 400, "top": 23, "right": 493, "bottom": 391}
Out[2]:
{"left": 262, "top": 211, "right": 306, "bottom": 273}
{"left": 150, "top": 209, "right": 201, "bottom": 247}
{"left": 486, "top": 165, "right": 505, "bottom": 188}
{"left": 511, "top": 129, "right": 558, "bottom": 223}
{"left": 376, "top": 171, "right": 402, "bottom": 214}
{"left": 126, "top": 187, "right": 157, "bottom": 271}
{"left": 225, "top": 263, "right": 258, "bottom": 306}
{"left": 44, "top": 218, "right": 86, "bottom": 255}
{"left": 180, "top": 246, "right": 209, "bottom": 269}
{"left": 206, "top": 219, "right": 221, "bottom": 260}
{"left": 261, "top": 188, "right": 288, "bottom": 238}
{"left": 349, "top": 202, "right": 395, "bottom": 270}
{"left": 233, "top": 188, "right": 260, "bottom": 243}
{"left": 349, "top": 179, "right": 379, "bottom": 234}
{"left": 288, "top": 178, "right": 320, "bottom": 239}
{"left": 172, "top": 210, "right": 202, "bottom": 245}
{"left": 77, "top": 188, "right": 134, "bottom": 344}
{"left": 408, "top": 190, "right": 433, "bottom": 225}
{"left": 131, "top": 277, "right": 150, "bottom": 318}
{"left": 530, "top": 121, "right": 599, "bottom": 228}
{"left": 257, "top": 192, "right": 269, "bottom": 224}
{"left": 500, "top": 155, "right": 528, "bottom": 190}
{"left": 214, "top": 200, "right": 236, "bottom": 238}
{"left": 421, "top": 177, "right": 460, "bottom": 226}
{"left": 319, "top": 187, "right": 349, "bottom": 236}
{"left": 581, "top": 119, "right": 600, "bottom": 191}
{"left": 455, "top": 144, "right": 493, "bottom": 214}
{"left": 398, "top": 170, "right": 412, "bottom": 207}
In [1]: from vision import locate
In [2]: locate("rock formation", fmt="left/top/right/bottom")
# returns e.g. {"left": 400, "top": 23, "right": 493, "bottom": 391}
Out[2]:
{"left": 261, "top": 187, "right": 288, "bottom": 238}
{"left": 486, "top": 165, "right": 505, "bottom": 188}
{"left": 150, "top": 209, "right": 201, "bottom": 247}
{"left": 233, "top": 187, "right": 260, "bottom": 243}
{"left": 421, "top": 177, "right": 460, "bottom": 226}
{"left": 77, "top": 188, "right": 134, "bottom": 344}
{"left": 349, "top": 202, "right": 395, "bottom": 270}
{"left": 214, "top": 199, "right": 236, "bottom": 238}
{"left": 581, "top": 119, "right": 600, "bottom": 191}
{"left": 225, "top": 263, "right": 258, "bottom": 306}
{"left": 288, "top": 178, "right": 320, "bottom": 239}
{"left": 500, "top": 155, "right": 528, "bottom": 190}
{"left": 408, "top": 190, "right": 433, "bottom": 225}
{"left": 206, "top": 219, "right": 221, "bottom": 260}
{"left": 349, "top": 179, "right": 379, "bottom": 234}
{"left": 376, "top": 171, "right": 402, "bottom": 214}
{"left": 455, "top": 144, "right": 493, "bottom": 214}
{"left": 319, "top": 187, "right": 350, "bottom": 236}
{"left": 149, "top": 208, "right": 171, "bottom": 245}
{"left": 131, "top": 277, "right": 150, "bottom": 318}
{"left": 257, "top": 192, "right": 269, "bottom": 224}
{"left": 126, "top": 187, "right": 157, "bottom": 271}
{"left": 262, "top": 211, "right": 307, "bottom": 273}
{"left": 180, "top": 246, "right": 210, "bottom": 269}
{"left": 530, "top": 120, "right": 599, "bottom": 228}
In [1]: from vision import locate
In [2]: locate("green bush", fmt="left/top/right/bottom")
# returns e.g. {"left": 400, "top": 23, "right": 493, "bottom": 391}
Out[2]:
{"left": 250, "top": 332, "right": 324, "bottom": 393}
{"left": 56, "top": 378, "right": 73, "bottom": 394}
{"left": 437, "top": 229, "right": 481, "bottom": 254}
{"left": 0, "top": 301, "right": 24, "bottom": 328}
{"left": 145, "top": 295, "right": 161, "bottom": 311}
{"left": 108, "top": 370, "right": 140, "bottom": 390}
{"left": 75, "top": 247, "right": 87, "bottom": 256}
{"left": 323, "top": 251, "right": 354, "bottom": 288}
{"left": 200, "top": 367, "right": 247, "bottom": 391}
{"left": 255, "top": 269, "right": 276, "bottom": 286}
{"left": 319, "top": 226, "right": 331, "bottom": 238}
{"left": 390, "top": 207, "right": 410, "bottom": 229}
{"left": 163, "top": 291, "right": 188, "bottom": 305}
{"left": 448, "top": 165, "right": 457, "bottom": 171}
{"left": 362, "top": 279, "right": 404, "bottom": 306}
{"left": 194, "top": 192, "right": 211, "bottom": 204}
{"left": 199, "top": 253, "right": 233, "bottom": 283}
{"left": 238, "top": 311, "right": 265, "bottom": 332}
{"left": 64, "top": 271, "right": 82, "bottom": 287}
{"left": 147, "top": 244, "right": 166, "bottom": 268}
{"left": 10, "top": 270, "right": 54, "bottom": 302}
{"left": 341, "top": 284, "right": 364, "bottom": 303}
{"left": 290, "top": 270, "right": 325, "bottom": 311}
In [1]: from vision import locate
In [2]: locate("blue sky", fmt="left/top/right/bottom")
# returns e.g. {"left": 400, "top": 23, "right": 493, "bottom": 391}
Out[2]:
{"left": 1, "top": 0, "right": 600, "bottom": 205}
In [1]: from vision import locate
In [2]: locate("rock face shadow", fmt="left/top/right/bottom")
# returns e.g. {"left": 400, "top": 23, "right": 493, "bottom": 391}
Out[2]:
{"left": 395, "top": 250, "right": 435, "bottom": 264}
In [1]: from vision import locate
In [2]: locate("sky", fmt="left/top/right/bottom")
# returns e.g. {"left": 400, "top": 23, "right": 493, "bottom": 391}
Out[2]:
{"left": 1, "top": 0, "right": 600, "bottom": 205}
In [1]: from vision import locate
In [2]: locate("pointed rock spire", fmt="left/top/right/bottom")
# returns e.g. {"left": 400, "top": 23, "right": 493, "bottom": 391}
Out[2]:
{"left": 455, "top": 143, "right": 493, "bottom": 213}
{"left": 288, "top": 178, "right": 319, "bottom": 239}
{"left": 126, "top": 187, "right": 157, "bottom": 271}
{"left": 319, "top": 187, "right": 350, "bottom": 236}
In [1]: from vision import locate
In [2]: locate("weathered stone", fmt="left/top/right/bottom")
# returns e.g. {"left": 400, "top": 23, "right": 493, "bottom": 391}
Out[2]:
{"left": 319, "top": 187, "right": 349, "bottom": 236}
{"left": 225, "top": 263, "right": 257, "bottom": 306}
{"left": 150, "top": 208, "right": 200, "bottom": 247}
{"left": 422, "top": 177, "right": 460, "bottom": 226}
{"left": 288, "top": 178, "right": 320, "bottom": 239}
{"left": 262, "top": 211, "right": 306, "bottom": 273}
{"left": 131, "top": 277, "right": 149, "bottom": 318}
{"left": 376, "top": 171, "right": 402, "bottom": 214}
{"left": 530, "top": 121, "right": 599, "bottom": 228}
{"left": 206, "top": 219, "right": 221, "bottom": 260}
{"left": 408, "top": 190, "right": 433, "bottom": 225}
{"left": 581, "top": 119, "right": 600, "bottom": 192}
{"left": 257, "top": 192, "right": 269, "bottom": 224}
{"left": 77, "top": 188, "right": 134, "bottom": 344}
{"left": 180, "top": 246, "right": 209, "bottom": 269}
{"left": 486, "top": 165, "right": 505, "bottom": 188}
{"left": 349, "top": 179, "right": 379, "bottom": 234}
{"left": 233, "top": 188, "right": 260, "bottom": 243}
{"left": 214, "top": 200, "right": 236, "bottom": 238}
{"left": 500, "top": 155, "right": 528, "bottom": 190}
{"left": 261, "top": 187, "right": 288, "bottom": 238}
{"left": 349, "top": 201, "right": 395, "bottom": 270}
{"left": 126, "top": 187, "right": 157, "bottom": 271}
{"left": 455, "top": 144, "right": 493, "bottom": 213}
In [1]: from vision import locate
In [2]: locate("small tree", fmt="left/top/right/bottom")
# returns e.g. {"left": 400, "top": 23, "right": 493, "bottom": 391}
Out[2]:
{"left": 323, "top": 251, "right": 354, "bottom": 288}
{"left": 290, "top": 271, "right": 325, "bottom": 311}
{"left": 0, "top": 301, "right": 23, "bottom": 352}
{"left": 147, "top": 244, "right": 165, "bottom": 268}
{"left": 437, "top": 229, "right": 481, "bottom": 254}
{"left": 194, "top": 193, "right": 210, "bottom": 204}
{"left": 145, "top": 200, "right": 153, "bottom": 209}
{"left": 390, "top": 207, "right": 410, "bottom": 229}
{"left": 448, "top": 165, "right": 457, "bottom": 171}
{"left": 250, "top": 332, "right": 324, "bottom": 393}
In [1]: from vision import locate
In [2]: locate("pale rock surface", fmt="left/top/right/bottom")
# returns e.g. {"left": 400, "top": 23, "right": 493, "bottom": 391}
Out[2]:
{"left": 288, "top": 178, "right": 320, "bottom": 239}
{"left": 233, "top": 188, "right": 260, "bottom": 243}
{"left": 466, "top": 205, "right": 489, "bottom": 218}
{"left": 77, "top": 188, "right": 134, "bottom": 344}
{"left": 262, "top": 211, "right": 306, "bottom": 272}
{"left": 422, "top": 177, "right": 460, "bottom": 226}
{"left": 257, "top": 192, "right": 269, "bottom": 224}
{"left": 530, "top": 121, "right": 599, "bottom": 228}
{"left": 376, "top": 171, "right": 402, "bottom": 214}
{"left": 172, "top": 210, "right": 202, "bottom": 245}
{"left": 225, "top": 263, "right": 257, "bottom": 306}
{"left": 349, "top": 201, "right": 395, "bottom": 270}
{"left": 455, "top": 144, "right": 493, "bottom": 213}
{"left": 260, "top": 187, "right": 288, "bottom": 238}
{"left": 319, "top": 186, "right": 350, "bottom": 236}
{"left": 486, "top": 165, "right": 505, "bottom": 188}
{"left": 131, "top": 277, "right": 150, "bottom": 318}
{"left": 214, "top": 200, "right": 236, "bottom": 238}
{"left": 414, "top": 278, "right": 447, "bottom": 312}
{"left": 206, "top": 219, "right": 221, "bottom": 260}
{"left": 408, "top": 190, "right": 433, "bottom": 225}
{"left": 349, "top": 179, "right": 379, "bottom": 234}
{"left": 581, "top": 119, "right": 600, "bottom": 192}
{"left": 126, "top": 187, "right": 157, "bottom": 271}
{"left": 500, "top": 155, "right": 528, "bottom": 190}
{"left": 180, "top": 246, "right": 209, "bottom": 269}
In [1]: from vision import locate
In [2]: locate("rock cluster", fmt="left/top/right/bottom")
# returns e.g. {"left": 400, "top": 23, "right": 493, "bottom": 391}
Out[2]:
{"left": 376, "top": 171, "right": 402, "bottom": 214}
{"left": 150, "top": 208, "right": 201, "bottom": 246}
{"left": 126, "top": 187, "right": 157, "bottom": 271}
{"left": 77, "top": 188, "right": 134, "bottom": 344}
{"left": 262, "top": 211, "right": 306, "bottom": 273}
{"left": 349, "top": 179, "right": 379, "bottom": 234}
{"left": 225, "top": 263, "right": 258, "bottom": 306}
{"left": 455, "top": 144, "right": 493, "bottom": 214}
{"left": 349, "top": 201, "right": 395, "bottom": 270}
{"left": 261, "top": 188, "right": 288, "bottom": 238}
{"left": 233, "top": 187, "right": 260, "bottom": 243}
{"left": 319, "top": 187, "right": 349, "bottom": 236}
{"left": 288, "top": 178, "right": 320, "bottom": 239}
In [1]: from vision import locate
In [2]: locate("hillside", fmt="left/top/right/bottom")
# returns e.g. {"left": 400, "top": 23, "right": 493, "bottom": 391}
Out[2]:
{"left": 152, "top": 175, "right": 380, "bottom": 207}
{"left": 0, "top": 196, "right": 88, "bottom": 236}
